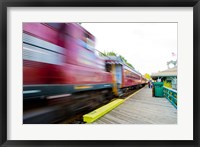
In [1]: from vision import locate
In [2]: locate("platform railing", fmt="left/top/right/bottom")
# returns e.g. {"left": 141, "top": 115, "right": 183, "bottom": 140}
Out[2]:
{"left": 163, "top": 86, "right": 177, "bottom": 109}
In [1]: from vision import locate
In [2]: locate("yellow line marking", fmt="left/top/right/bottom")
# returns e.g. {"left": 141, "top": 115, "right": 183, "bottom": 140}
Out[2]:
{"left": 83, "top": 86, "right": 146, "bottom": 123}
{"left": 83, "top": 99, "right": 124, "bottom": 123}
{"left": 124, "top": 86, "right": 146, "bottom": 101}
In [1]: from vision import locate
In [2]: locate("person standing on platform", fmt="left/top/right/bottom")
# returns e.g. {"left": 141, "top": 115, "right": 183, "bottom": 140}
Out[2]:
{"left": 148, "top": 80, "right": 152, "bottom": 88}
{"left": 150, "top": 81, "right": 153, "bottom": 88}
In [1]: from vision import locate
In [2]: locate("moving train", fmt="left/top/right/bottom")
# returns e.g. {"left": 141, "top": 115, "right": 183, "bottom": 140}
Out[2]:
{"left": 23, "top": 23, "right": 147, "bottom": 124}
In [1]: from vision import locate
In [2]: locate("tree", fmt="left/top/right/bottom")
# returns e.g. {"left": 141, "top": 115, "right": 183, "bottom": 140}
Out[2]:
{"left": 99, "top": 51, "right": 135, "bottom": 69}
{"left": 126, "top": 63, "right": 134, "bottom": 68}
{"left": 119, "top": 55, "right": 134, "bottom": 69}
{"left": 119, "top": 55, "right": 127, "bottom": 63}
{"left": 101, "top": 51, "right": 117, "bottom": 56}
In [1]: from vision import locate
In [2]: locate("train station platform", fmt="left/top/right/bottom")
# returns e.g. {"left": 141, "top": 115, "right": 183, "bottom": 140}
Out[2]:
{"left": 91, "top": 86, "right": 177, "bottom": 124}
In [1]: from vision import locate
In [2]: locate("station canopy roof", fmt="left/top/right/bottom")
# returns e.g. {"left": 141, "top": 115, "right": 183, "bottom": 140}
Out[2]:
{"left": 151, "top": 66, "right": 177, "bottom": 79}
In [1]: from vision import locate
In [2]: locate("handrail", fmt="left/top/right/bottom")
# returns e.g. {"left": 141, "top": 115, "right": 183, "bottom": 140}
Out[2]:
{"left": 163, "top": 86, "right": 177, "bottom": 109}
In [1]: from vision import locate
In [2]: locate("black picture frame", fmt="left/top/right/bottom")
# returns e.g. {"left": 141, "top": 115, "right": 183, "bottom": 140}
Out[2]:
{"left": 0, "top": 0, "right": 199, "bottom": 146}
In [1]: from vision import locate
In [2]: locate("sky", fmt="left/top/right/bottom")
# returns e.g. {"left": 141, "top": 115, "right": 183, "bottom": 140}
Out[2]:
{"left": 81, "top": 23, "right": 177, "bottom": 75}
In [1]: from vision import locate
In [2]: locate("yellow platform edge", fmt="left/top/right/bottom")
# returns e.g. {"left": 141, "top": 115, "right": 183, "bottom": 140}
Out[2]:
{"left": 83, "top": 99, "right": 124, "bottom": 123}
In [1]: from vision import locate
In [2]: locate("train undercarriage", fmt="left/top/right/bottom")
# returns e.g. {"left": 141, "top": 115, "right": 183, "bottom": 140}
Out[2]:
{"left": 23, "top": 88, "right": 113, "bottom": 124}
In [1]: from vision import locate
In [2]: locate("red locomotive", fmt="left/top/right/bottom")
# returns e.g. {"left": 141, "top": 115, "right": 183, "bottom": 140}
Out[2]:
{"left": 23, "top": 23, "right": 147, "bottom": 124}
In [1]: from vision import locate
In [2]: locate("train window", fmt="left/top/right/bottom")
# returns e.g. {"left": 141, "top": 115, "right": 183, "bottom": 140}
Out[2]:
{"left": 106, "top": 64, "right": 112, "bottom": 72}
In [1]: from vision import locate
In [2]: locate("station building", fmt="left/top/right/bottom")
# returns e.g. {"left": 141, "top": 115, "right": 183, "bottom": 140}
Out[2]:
{"left": 151, "top": 66, "right": 177, "bottom": 90}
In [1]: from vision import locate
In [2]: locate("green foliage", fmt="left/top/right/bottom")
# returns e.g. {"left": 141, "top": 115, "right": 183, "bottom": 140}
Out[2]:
{"left": 106, "top": 51, "right": 117, "bottom": 56}
{"left": 99, "top": 51, "right": 135, "bottom": 69}
{"left": 164, "top": 80, "right": 172, "bottom": 88}
{"left": 99, "top": 51, "right": 117, "bottom": 57}
{"left": 127, "top": 63, "right": 134, "bottom": 68}
{"left": 119, "top": 55, "right": 127, "bottom": 63}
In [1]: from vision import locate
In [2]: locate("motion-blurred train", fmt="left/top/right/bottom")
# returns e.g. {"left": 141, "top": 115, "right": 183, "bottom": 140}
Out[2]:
{"left": 23, "top": 23, "right": 147, "bottom": 123}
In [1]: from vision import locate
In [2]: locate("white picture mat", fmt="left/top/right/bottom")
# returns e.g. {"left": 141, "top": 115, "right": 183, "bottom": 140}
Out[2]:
{"left": 7, "top": 7, "right": 193, "bottom": 140}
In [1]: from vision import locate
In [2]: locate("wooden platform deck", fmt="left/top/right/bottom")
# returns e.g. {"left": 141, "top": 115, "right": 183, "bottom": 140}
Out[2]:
{"left": 92, "top": 86, "right": 177, "bottom": 124}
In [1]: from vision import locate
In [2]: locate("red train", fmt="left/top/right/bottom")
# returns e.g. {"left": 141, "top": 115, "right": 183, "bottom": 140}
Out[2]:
{"left": 105, "top": 56, "right": 147, "bottom": 96}
{"left": 23, "top": 23, "right": 147, "bottom": 123}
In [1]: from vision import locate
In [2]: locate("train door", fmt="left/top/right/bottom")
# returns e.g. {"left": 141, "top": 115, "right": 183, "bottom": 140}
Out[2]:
{"left": 105, "top": 62, "right": 123, "bottom": 96}
{"left": 115, "top": 64, "right": 122, "bottom": 88}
